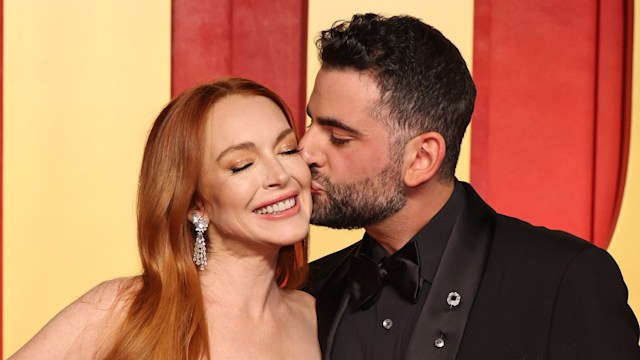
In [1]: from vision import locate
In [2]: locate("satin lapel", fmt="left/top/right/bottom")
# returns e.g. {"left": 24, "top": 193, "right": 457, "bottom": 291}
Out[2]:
{"left": 315, "top": 242, "right": 362, "bottom": 360}
{"left": 404, "top": 183, "right": 496, "bottom": 360}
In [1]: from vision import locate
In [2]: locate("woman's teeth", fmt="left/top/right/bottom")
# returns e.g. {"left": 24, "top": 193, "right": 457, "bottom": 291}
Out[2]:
{"left": 254, "top": 197, "right": 296, "bottom": 214}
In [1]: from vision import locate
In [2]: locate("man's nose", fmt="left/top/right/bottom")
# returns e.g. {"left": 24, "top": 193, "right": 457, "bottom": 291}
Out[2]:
{"left": 299, "top": 128, "right": 325, "bottom": 167}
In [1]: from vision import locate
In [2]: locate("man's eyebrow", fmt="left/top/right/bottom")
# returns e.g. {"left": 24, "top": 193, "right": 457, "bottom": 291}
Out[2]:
{"left": 317, "top": 117, "right": 363, "bottom": 136}
{"left": 307, "top": 105, "right": 362, "bottom": 135}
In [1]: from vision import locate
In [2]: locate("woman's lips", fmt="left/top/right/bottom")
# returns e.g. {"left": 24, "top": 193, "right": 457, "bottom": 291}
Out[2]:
{"left": 253, "top": 191, "right": 299, "bottom": 212}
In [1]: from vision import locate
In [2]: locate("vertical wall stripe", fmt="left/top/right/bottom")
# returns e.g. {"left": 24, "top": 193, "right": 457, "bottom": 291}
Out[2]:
{"left": 172, "top": 0, "right": 308, "bottom": 133}
{"left": 471, "top": 0, "right": 631, "bottom": 248}
{"left": 591, "top": 0, "right": 634, "bottom": 248}
{"left": 472, "top": 0, "right": 597, "bottom": 240}
{"left": 609, "top": 0, "right": 639, "bottom": 319}
{"left": 171, "top": 0, "right": 232, "bottom": 95}
{"left": 1, "top": 0, "right": 4, "bottom": 354}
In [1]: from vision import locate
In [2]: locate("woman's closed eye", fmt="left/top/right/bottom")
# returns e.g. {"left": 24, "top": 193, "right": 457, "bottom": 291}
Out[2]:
{"left": 280, "top": 147, "right": 301, "bottom": 156}
{"left": 230, "top": 161, "right": 253, "bottom": 173}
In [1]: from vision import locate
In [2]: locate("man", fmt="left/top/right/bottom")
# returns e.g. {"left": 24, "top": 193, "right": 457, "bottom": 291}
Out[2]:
{"left": 300, "top": 13, "right": 640, "bottom": 360}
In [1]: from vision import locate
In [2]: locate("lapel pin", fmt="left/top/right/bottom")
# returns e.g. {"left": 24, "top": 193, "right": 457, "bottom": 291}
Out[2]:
{"left": 446, "top": 291, "right": 461, "bottom": 308}
{"left": 434, "top": 335, "right": 445, "bottom": 348}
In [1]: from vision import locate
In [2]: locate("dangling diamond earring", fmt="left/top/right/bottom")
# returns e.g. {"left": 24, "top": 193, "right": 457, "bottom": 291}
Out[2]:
{"left": 192, "top": 211, "right": 208, "bottom": 271}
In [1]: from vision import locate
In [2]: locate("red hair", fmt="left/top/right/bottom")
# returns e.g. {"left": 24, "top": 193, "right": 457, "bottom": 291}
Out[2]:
{"left": 104, "top": 78, "right": 308, "bottom": 359}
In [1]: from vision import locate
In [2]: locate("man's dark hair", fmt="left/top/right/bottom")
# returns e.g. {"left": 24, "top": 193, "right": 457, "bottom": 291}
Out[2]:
{"left": 317, "top": 13, "right": 476, "bottom": 181}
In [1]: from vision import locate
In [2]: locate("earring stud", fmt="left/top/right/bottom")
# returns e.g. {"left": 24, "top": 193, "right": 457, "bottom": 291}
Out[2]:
{"left": 192, "top": 212, "right": 208, "bottom": 271}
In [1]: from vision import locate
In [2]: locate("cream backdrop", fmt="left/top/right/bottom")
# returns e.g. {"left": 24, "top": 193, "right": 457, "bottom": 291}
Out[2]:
{"left": 3, "top": 0, "right": 639, "bottom": 357}
{"left": 3, "top": 1, "right": 171, "bottom": 356}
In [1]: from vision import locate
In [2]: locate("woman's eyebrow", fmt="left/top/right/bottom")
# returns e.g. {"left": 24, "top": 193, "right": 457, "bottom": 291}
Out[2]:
{"left": 276, "top": 128, "right": 295, "bottom": 143}
{"left": 216, "top": 128, "right": 294, "bottom": 162}
{"left": 216, "top": 142, "right": 255, "bottom": 162}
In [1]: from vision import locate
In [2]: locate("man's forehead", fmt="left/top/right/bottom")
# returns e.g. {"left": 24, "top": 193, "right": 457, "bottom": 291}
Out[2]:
{"left": 308, "top": 69, "right": 382, "bottom": 121}
{"left": 314, "top": 68, "right": 379, "bottom": 92}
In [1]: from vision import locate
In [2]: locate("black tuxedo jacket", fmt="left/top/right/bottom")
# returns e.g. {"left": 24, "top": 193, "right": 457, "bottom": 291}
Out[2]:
{"left": 306, "top": 183, "right": 640, "bottom": 359}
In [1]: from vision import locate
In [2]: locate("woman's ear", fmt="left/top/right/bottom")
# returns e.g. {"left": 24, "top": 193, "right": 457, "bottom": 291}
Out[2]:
{"left": 188, "top": 199, "right": 210, "bottom": 224}
{"left": 402, "top": 132, "right": 446, "bottom": 187}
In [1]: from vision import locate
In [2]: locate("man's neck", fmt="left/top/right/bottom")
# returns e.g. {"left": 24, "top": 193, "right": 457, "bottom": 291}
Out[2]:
{"left": 365, "top": 180, "right": 455, "bottom": 254}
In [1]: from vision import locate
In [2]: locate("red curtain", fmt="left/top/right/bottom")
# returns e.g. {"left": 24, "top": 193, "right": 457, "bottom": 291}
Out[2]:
{"left": 172, "top": 0, "right": 308, "bottom": 134}
{"left": 472, "top": 0, "right": 633, "bottom": 248}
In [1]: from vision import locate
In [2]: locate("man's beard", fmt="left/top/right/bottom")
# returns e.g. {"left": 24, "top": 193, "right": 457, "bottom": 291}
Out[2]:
{"left": 310, "top": 161, "right": 406, "bottom": 229}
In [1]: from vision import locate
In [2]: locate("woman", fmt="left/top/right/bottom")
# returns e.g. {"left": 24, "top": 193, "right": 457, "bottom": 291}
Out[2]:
{"left": 10, "top": 78, "right": 320, "bottom": 359}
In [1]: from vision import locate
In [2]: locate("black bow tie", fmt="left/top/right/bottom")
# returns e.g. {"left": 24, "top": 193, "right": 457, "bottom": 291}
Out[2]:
{"left": 349, "top": 241, "right": 422, "bottom": 310}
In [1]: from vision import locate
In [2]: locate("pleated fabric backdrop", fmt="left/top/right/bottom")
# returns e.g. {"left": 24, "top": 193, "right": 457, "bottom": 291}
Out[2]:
{"left": 171, "top": 0, "right": 308, "bottom": 133}
{"left": 473, "top": 0, "right": 633, "bottom": 249}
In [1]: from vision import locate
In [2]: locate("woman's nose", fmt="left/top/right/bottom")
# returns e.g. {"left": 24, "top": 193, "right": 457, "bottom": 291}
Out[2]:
{"left": 263, "top": 159, "right": 291, "bottom": 189}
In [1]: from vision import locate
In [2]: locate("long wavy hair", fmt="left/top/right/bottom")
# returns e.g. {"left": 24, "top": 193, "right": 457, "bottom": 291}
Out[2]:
{"left": 104, "top": 78, "right": 308, "bottom": 360}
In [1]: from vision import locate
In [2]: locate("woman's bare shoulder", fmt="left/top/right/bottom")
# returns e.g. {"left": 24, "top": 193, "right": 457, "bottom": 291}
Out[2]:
{"left": 283, "top": 289, "right": 317, "bottom": 321}
{"left": 79, "top": 276, "right": 140, "bottom": 310}
{"left": 279, "top": 290, "right": 320, "bottom": 358}
{"left": 286, "top": 289, "right": 316, "bottom": 307}
{"left": 9, "top": 276, "right": 140, "bottom": 360}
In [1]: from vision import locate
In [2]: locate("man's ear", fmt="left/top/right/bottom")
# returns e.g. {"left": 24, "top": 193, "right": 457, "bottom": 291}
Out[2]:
{"left": 402, "top": 132, "right": 446, "bottom": 187}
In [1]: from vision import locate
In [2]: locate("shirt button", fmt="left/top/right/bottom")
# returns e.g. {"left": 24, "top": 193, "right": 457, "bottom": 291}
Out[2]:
{"left": 382, "top": 318, "right": 393, "bottom": 329}
{"left": 447, "top": 291, "right": 461, "bottom": 307}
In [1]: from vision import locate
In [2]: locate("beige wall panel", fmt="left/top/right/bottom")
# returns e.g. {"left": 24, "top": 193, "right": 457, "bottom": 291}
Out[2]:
{"left": 3, "top": 1, "right": 171, "bottom": 356}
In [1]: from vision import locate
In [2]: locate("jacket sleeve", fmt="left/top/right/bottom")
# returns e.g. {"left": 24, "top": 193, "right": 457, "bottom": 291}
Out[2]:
{"left": 547, "top": 246, "right": 640, "bottom": 359}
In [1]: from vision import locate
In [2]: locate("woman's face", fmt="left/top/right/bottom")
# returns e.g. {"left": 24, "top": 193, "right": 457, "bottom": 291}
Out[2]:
{"left": 197, "top": 94, "right": 311, "bottom": 255}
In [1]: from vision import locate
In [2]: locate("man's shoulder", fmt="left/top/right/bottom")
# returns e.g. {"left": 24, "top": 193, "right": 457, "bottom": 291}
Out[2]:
{"left": 496, "top": 213, "right": 593, "bottom": 250}
{"left": 461, "top": 180, "right": 597, "bottom": 263}
{"left": 491, "top": 213, "right": 609, "bottom": 272}
{"left": 309, "top": 241, "right": 362, "bottom": 278}
{"left": 305, "top": 241, "right": 362, "bottom": 295}
{"left": 311, "top": 241, "right": 361, "bottom": 266}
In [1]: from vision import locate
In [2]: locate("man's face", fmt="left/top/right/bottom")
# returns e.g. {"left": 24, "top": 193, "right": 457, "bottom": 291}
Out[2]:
{"left": 299, "top": 68, "right": 406, "bottom": 229}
